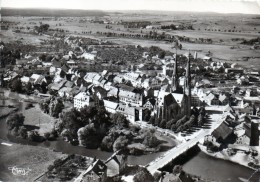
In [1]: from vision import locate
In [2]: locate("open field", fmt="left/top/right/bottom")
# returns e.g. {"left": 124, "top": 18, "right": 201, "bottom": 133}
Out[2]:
{"left": 2, "top": 10, "right": 259, "bottom": 70}
{"left": 23, "top": 104, "right": 57, "bottom": 135}
{"left": 0, "top": 139, "right": 65, "bottom": 182}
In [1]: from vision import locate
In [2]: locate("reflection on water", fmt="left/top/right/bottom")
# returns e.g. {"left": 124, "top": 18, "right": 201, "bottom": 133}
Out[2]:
{"left": 183, "top": 152, "right": 260, "bottom": 182}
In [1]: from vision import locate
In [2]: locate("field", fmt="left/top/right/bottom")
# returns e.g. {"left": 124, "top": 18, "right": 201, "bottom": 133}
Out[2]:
{"left": 23, "top": 104, "right": 58, "bottom": 135}
{"left": 0, "top": 140, "right": 65, "bottom": 182}
{"left": 1, "top": 10, "right": 259, "bottom": 70}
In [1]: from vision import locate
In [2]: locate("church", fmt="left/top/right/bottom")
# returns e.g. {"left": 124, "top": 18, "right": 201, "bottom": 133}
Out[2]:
{"left": 154, "top": 52, "right": 193, "bottom": 122}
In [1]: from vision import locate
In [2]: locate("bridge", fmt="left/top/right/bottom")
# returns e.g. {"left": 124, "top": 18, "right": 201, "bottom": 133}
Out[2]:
{"left": 146, "top": 114, "right": 223, "bottom": 174}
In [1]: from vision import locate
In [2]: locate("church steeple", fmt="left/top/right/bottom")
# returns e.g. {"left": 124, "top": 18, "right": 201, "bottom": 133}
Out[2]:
{"left": 185, "top": 51, "right": 192, "bottom": 116}
{"left": 172, "top": 51, "right": 179, "bottom": 93}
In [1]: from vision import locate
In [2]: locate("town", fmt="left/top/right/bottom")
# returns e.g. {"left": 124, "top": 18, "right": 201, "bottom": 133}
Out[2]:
{"left": 1, "top": 3, "right": 260, "bottom": 182}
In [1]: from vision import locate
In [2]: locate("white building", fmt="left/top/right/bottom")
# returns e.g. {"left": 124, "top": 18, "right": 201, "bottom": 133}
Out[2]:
{"left": 103, "top": 100, "right": 118, "bottom": 113}
{"left": 74, "top": 92, "right": 94, "bottom": 109}
{"left": 118, "top": 89, "right": 143, "bottom": 107}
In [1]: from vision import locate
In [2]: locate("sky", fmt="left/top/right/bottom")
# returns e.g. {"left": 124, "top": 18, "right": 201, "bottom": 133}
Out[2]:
{"left": 1, "top": 0, "right": 260, "bottom": 14}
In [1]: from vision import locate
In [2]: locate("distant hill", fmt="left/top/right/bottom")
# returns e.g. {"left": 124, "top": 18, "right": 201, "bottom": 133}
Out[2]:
{"left": 0, "top": 8, "right": 107, "bottom": 17}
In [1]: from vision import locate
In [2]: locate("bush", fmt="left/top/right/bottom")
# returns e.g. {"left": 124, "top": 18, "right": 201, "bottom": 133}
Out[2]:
{"left": 44, "top": 132, "right": 51, "bottom": 140}
{"left": 133, "top": 168, "right": 154, "bottom": 182}
{"left": 18, "top": 126, "right": 28, "bottom": 139}
{"left": 113, "top": 136, "right": 129, "bottom": 152}
{"left": 143, "top": 130, "right": 160, "bottom": 148}
{"left": 28, "top": 131, "right": 43, "bottom": 142}
{"left": 6, "top": 113, "right": 25, "bottom": 130}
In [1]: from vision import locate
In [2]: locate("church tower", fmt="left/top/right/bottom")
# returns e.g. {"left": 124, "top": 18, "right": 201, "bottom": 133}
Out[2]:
{"left": 185, "top": 52, "right": 192, "bottom": 116}
{"left": 172, "top": 52, "right": 180, "bottom": 93}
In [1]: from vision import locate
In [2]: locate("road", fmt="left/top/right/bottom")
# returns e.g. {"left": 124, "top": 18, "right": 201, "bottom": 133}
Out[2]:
{"left": 146, "top": 114, "right": 223, "bottom": 174}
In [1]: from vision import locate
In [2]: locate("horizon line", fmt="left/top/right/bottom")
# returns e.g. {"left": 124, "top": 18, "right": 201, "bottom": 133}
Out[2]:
{"left": 1, "top": 7, "right": 260, "bottom": 15}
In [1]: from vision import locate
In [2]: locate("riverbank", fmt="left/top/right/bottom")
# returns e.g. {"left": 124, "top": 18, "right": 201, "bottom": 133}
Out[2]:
{"left": 198, "top": 144, "right": 260, "bottom": 170}
{"left": 0, "top": 139, "right": 66, "bottom": 182}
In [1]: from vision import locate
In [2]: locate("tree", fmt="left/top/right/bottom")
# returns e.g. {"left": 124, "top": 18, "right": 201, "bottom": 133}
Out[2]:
{"left": 39, "top": 54, "right": 46, "bottom": 61}
{"left": 143, "top": 109, "right": 151, "bottom": 121}
{"left": 101, "top": 135, "right": 114, "bottom": 151}
{"left": 10, "top": 79, "right": 22, "bottom": 93}
{"left": 52, "top": 99, "right": 64, "bottom": 118}
{"left": 149, "top": 115, "right": 155, "bottom": 125}
{"left": 179, "top": 44, "right": 182, "bottom": 50}
{"left": 18, "top": 126, "right": 28, "bottom": 139}
{"left": 158, "top": 51, "right": 166, "bottom": 59}
{"left": 111, "top": 113, "right": 129, "bottom": 128}
{"left": 143, "top": 130, "right": 160, "bottom": 148}
{"left": 28, "top": 131, "right": 40, "bottom": 142}
{"left": 41, "top": 81, "right": 48, "bottom": 94}
{"left": 133, "top": 168, "right": 154, "bottom": 182}
{"left": 25, "top": 82, "right": 33, "bottom": 94}
{"left": 77, "top": 123, "right": 97, "bottom": 148}
{"left": 159, "top": 119, "right": 166, "bottom": 128}
{"left": 154, "top": 118, "right": 160, "bottom": 126}
{"left": 113, "top": 136, "right": 129, "bottom": 152}
{"left": 198, "top": 114, "right": 204, "bottom": 127}
{"left": 6, "top": 113, "right": 25, "bottom": 130}
{"left": 173, "top": 165, "right": 183, "bottom": 174}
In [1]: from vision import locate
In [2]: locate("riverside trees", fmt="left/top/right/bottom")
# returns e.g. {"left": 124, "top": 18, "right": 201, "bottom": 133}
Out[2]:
{"left": 148, "top": 106, "right": 207, "bottom": 133}
{"left": 56, "top": 105, "right": 163, "bottom": 153}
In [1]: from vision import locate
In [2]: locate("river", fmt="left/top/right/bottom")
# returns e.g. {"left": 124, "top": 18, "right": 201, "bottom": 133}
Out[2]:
{"left": 183, "top": 152, "right": 260, "bottom": 182}
{"left": 0, "top": 97, "right": 259, "bottom": 181}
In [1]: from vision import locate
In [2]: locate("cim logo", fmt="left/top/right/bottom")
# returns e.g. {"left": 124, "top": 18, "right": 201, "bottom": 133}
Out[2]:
{"left": 8, "top": 166, "right": 31, "bottom": 176}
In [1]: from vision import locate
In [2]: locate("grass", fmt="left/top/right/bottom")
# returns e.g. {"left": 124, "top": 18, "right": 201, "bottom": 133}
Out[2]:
{"left": 23, "top": 104, "right": 58, "bottom": 135}
{"left": 0, "top": 140, "right": 65, "bottom": 182}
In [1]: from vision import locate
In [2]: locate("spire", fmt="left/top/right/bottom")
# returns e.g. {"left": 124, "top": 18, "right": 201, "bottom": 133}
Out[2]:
{"left": 172, "top": 50, "right": 179, "bottom": 92}
{"left": 185, "top": 51, "right": 192, "bottom": 116}
{"left": 194, "top": 51, "right": 197, "bottom": 60}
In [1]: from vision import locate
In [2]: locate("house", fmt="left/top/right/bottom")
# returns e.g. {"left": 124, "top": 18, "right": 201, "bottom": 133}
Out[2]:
{"left": 191, "top": 94, "right": 201, "bottom": 107}
{"left": 116, "top": 104, "right": 139, "bottom": 122}
{"left": 219, "top": 93, "right": 230, "bottom": 105}
{"left": 118, "top": 89, "right": 143, "bottom": 107}
{"left": 67, "top": 60, "right": 78, "bottom": 68}
{"left": 195, "top": 79, "right": 212, "bottom": 88}
{"left": 245, "top": 88, "right": 258, "bottom": 97}
{"left": 52, "top": 58, "right": 62, "bottom": 68}
{"left": 3, "top": 71, "right": 19, "bottom": 81}
{"left": 143, "top": 98, "right": 156, "bottom": 110}
{"left": 81, "top": 159, "right": 107, "bottom": 182}
{"left": 84, "top": 72, "right": 100, "bottom": 83}
{"left": 104, "top": 81, "right": 112, "bottom": 91}
{"left": 30, "top": 74, "right": 46, "bottom": 85}
{"left": 113, "top": 75, "right": 124, "bottom": 83}
{"left": 124, "top": 72, "right": 140, "bottom": 81}
{"left": 74, "top": 92, "right": 95, "bottom": 109}
{"left": 162, "top": 63, "right": 174, "bottom": 76}
{"left": 61, "top": 64, "right": 70, "bottom": 73}
{"left": 42, "top": 62, "right": 52, "bottom": 68}
{"left": 92, "top": 86, "right": 107, "bottom": 100}
{"left": 212, "top": 121, "right": 233, "bottom": 141}
{"left": 237, "top": 76, "right": 249, "bottom": 85}
{"left": 225, "top": 68, "right": 244, "bottom": 74}
{"left": 103, "top": 100, "right": 118, "bottom": 114}
{"left": 79, "top": 52, "right": 96, "bottom": 60}
{"left": 204, "top": 93, "right": 219, "bottom": 106}
{"left": 58, "top": 87, "right": 72, "bottom": 98}
{"left": 92, "top": 74, "right": 103, "bottom": 86}
{"left": 49, "top": 79, "right": 67, "bottom": 92}
{"left": 20, "top": 76, "right": 30, "bottom": 85}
